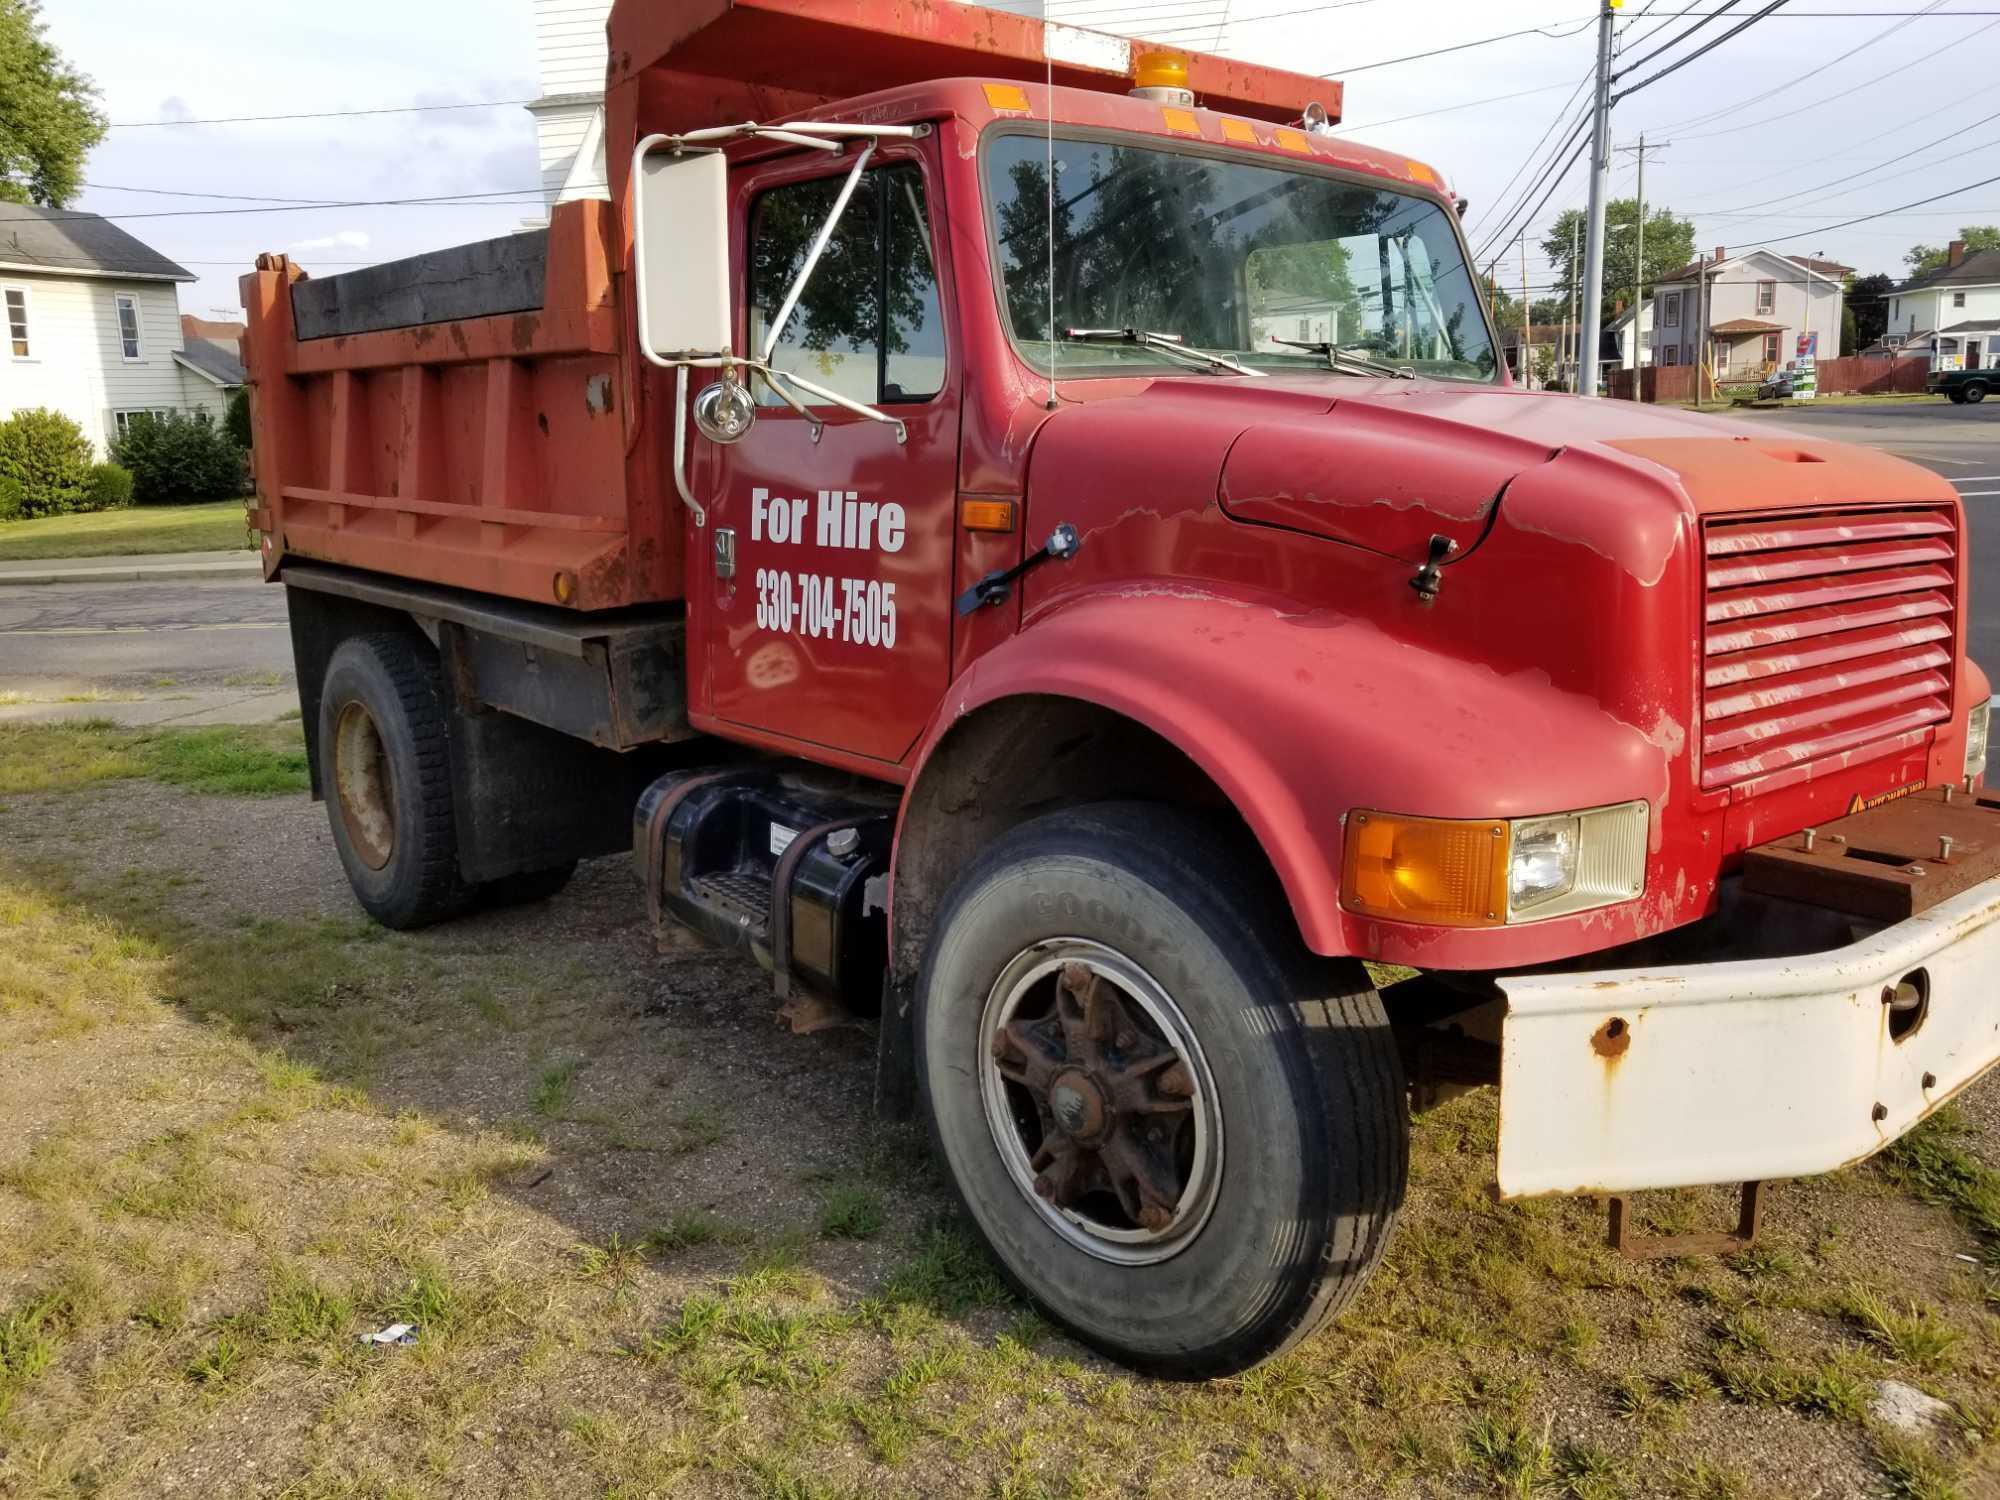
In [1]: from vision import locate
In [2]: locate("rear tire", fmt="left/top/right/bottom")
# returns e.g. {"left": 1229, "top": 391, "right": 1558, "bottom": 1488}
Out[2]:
{"left": 318, "top": 632, "right": 472, "bottom": 930}
{"left": 1965, "top": 382, "right": 1988, "bottom": 404}
{"left": 916, "top": 802, "right": 1406, "bottom": 1378}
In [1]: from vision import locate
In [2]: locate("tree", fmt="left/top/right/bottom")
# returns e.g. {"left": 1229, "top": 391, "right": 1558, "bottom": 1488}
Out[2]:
{"left": 1904, "top": 225, "right": 2000, "bottom": 274}
{"left": 1539, "top": 199, "right": 1696, "bottom": 322}
{"left": 0, "top": 0, "right": 105, "bottom": 207}
{"left": 1847, "top": 271, "right": 1894, "bottom": 350}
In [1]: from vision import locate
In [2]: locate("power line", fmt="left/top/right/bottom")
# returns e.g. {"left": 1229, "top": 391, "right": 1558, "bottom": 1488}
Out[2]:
{"left": 1612, "top": 0, "right": 1789, "bottom": 102}
{"left": 1464, "top": 62, "right": 1597, "bottom": 241}
{"left": 1611, "top": 0, "right": 1744, "bottom": 79}
{"left": 1762, "top": 171, "right": 2000, "bottom": 245}
{"left": 109, "top": 98, "right": 535, "bottom": 129}
{"left": 1316, "top": 15, "right": 1600, "bottom": 78}
{"left": 1702, "top": 110, "right": 2000, "bottom": 220}
{"left": 1642, "top": 0, "right": 1940, "bottom": 131}
{"left": 1662, "top": 11, "right": 2000, "bottom": 141}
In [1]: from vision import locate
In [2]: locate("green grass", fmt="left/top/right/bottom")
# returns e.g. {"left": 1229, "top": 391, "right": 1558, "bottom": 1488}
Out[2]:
{"left": 0, "top": 500, "right": 252, "bottom": 562}
{"left": 1881, "top": 1107, "right": 2000, "bottom": 1258}
{"left": 0, "top": 720, "right": 307, "bottom": 797}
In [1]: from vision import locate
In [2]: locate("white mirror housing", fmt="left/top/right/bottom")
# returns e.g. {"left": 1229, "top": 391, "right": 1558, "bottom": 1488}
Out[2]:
{"left": 633, "top": 143, "right": 732, "bottom": 360}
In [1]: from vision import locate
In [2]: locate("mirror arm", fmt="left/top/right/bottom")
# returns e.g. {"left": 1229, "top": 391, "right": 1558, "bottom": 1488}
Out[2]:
{"left": 670, "top": 365, "right": 708, "bottom": 528}
{"left": 760, "top": 139, "right": 876, "bottom": 365}
{"left": 760, "top": 365, "right": 907, "bottom": 444}
{"left": 752, "top": 366, "right": 825, "bottom": 442}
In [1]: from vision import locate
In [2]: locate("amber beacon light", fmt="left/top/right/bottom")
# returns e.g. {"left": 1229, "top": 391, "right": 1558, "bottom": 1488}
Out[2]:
{"left": 1130, "top": 51, "right": 1194, "bottom": 107}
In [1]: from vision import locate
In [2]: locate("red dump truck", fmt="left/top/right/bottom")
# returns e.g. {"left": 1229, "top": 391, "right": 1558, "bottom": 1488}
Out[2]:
{"left": 242, "top": 0, "right": 1998, "bottom": 1376}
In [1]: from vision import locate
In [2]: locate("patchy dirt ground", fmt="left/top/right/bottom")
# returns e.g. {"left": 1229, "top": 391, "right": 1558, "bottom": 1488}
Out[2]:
{"left": 0, "top": 728, "right": 1996, "bottom": 1499}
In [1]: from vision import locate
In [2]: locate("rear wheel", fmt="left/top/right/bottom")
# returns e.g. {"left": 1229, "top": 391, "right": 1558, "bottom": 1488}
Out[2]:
{"left": 1966, "top": 381, "right": 1988, "bottom": 404}
{"left": 318, "top": 633, "right": 472, "bottom": 930}
{"left": 916, "top": 803, "right": 1406, "bottom": 1377}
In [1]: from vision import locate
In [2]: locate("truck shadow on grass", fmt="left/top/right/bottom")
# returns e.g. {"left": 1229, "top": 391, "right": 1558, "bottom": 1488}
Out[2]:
{"left": 0, "top": 722, "right": 1997, "bottom": 1499}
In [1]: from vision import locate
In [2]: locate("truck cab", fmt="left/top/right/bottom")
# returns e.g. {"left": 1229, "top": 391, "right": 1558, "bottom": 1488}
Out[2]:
{"left": 241, "top": 0, "right": 1999, "bottom": 1377}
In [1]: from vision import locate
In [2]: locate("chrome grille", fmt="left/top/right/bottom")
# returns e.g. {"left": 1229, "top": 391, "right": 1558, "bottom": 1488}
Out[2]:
{"left": 1701, "top": 507, "right": 1957, "bottom": 791}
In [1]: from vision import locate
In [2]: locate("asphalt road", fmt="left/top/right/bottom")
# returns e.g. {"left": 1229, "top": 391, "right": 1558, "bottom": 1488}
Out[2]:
{"left": 1725, "top": 400, "right": 2000, "bottom": 680}
{"left": 0, "top": 577, "right": 293, "bottom": 723}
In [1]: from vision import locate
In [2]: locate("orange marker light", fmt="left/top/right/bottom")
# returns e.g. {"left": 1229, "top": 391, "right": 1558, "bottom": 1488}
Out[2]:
{"left": 1160, "top": 107, "right": 1200, "bottom": 135}
{"left": 960, "top": 499, "right": 1017, "bottom": 533}
{"left": 1273, "top": 127, "right": 1311, "bottom": 153}
{"left": 983, "top": 82, "right": 1032, "bottom": 113}
{"left": 1342, "top": 811, "right": 1509, "bottom": 927}
{"left": 1219, "top": 118, "right": 1257, "bottom": 144}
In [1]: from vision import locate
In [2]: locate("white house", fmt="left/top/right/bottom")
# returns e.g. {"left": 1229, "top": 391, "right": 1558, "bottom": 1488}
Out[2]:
{"left": 1884, "top": 241, "right": 2000, "bottom": 372}
{"left": 1606, "top": 300, "right": 1655, "bottom": 373}
{"left": 1648, "top": 247, "right": 1848, "bottom": 381}
{"left": 527, "top": 0, "right": 614, "bottom": 217}
{"left": 1, "top": 206, "right": 229, "bottom": 457}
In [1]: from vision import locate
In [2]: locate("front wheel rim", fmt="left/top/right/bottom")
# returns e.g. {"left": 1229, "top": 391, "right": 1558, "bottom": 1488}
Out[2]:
{"left": 978, "top": 938, "right": 1223, "bottom": 1266}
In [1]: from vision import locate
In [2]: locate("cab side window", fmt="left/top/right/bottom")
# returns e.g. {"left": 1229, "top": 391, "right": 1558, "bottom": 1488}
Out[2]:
{"left": 749, "top": 163, "right": 944, "bottom": 407}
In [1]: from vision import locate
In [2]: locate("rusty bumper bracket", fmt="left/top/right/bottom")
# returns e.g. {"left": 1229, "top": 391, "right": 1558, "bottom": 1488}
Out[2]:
{"left": 1606, "top": 1180, "right": 1763, "bottom": 1260}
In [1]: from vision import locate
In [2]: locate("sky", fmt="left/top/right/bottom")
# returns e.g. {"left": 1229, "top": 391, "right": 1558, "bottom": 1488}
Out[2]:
{"left": 45, "top": 0, "right": 2000, "bottom": 319}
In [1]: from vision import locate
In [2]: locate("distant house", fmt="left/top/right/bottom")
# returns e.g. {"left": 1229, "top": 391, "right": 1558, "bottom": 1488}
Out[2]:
{"left": 1648, "top": 247, "right": 1849, "bottom": 382}
{"left": 528, "top": 0, "right": 615, "bottom": 219}
{"left": 1, "top": 207, "right": 229, "bottom": 456}
{"left": 1605, "top": 300, "right": 1655, "bottom": 373}
{"left": 177, "top": 314, "right": 246, "bottom": 404}
{"left": 1883, "top": 240, "right": 2000, "bottom": 371}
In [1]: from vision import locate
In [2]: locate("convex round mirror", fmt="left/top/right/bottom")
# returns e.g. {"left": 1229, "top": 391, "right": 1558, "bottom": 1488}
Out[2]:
{"left": 693, "top": 377, "right": 756, "bottom": 444}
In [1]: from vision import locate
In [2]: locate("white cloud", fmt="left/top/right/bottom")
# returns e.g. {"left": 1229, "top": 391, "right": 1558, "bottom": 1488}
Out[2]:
{"left": 291, "top": 229, "right": 373, "bottom": 252}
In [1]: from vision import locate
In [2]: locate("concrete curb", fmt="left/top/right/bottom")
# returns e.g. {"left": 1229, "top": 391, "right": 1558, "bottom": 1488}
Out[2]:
{"left": 0, "top": 559, "right": 262, "bottom": 587}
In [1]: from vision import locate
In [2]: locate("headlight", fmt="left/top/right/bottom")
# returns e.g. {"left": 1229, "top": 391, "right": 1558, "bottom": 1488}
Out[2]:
{"left": 1968, "top": 698, "right": 1991, "bottom": 781}
{"left": 1342, "top": 801, "right": 1648, "bottom": 928}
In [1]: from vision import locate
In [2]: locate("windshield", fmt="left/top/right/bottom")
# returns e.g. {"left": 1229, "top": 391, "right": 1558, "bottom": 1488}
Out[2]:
{"left": 986, "top": 131, "right": 1498, "bottom": 382}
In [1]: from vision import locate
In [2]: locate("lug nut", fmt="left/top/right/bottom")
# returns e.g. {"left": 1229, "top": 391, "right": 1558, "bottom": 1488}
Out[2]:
{"left": 1033, "top": 1174, "right": 1055, "bottom": 1199}
{"left": 1137, "top": 1204, "right": 1173, "bottom": 1231}
{"left": 1158, "top": 1063, "right": 1194, "bottom": 1098}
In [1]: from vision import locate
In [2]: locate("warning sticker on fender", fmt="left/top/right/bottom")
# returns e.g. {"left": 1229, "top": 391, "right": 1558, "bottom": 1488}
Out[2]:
{"left": 1848, "top": 780, "right": 1925, "bottom": 815}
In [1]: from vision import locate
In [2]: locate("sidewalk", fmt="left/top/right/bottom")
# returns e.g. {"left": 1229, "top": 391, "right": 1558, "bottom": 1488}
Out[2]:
{"left": 0, "top": 550, "right": 263, "bottom": 586}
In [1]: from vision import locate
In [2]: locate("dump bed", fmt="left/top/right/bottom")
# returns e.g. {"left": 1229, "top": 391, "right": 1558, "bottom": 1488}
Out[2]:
{"left": 241, "top": 0, "right": 1345, "bottom": 613}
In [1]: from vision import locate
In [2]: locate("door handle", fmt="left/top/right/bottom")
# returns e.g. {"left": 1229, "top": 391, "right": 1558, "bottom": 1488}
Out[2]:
{"left": 714, "top": 527, "right": 737, "bottom": 580}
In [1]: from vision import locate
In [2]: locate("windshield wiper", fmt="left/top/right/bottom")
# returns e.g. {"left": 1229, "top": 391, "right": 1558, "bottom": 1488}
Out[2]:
{"left": 1064, "top": 327, "right": 1266, "bottom": 378}
{"left": 1266, "top": 337, "right": 1417, "bottom": 380}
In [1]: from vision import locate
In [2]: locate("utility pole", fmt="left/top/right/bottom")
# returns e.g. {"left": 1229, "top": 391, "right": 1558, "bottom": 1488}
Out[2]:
{"left": 1521, "top": 232, "right": 1532, "bottom": 390}
{"left": 1614, "top": 134, "right": 1663, "bottom": 402}
{"left": 1568, "top": 216, "right": 1579, "bottom": 390}
{"left": 1578, "top": 0, "right": 1619, "bottom": 397}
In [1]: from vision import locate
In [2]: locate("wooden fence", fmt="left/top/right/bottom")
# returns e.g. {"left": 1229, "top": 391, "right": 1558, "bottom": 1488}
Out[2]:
{"left": 1606, "top": 355, "right": 1929, "bottom": 402}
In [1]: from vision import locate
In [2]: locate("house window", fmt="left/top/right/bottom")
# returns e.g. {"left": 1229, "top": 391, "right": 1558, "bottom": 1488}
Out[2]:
{"left": 1954, "top": 291, "right": 1967, "bottom": 308}
{"left": 1662, "top": 346, "right": 1679, "bottom": 366}
{"left": 112, "top": 408, "right": 173, "bottom": 436}
{"left": 1664, "top": 293, "right": 1680, "bottom": 328}
{"left": 4, "top": 287, "right": 27, "bottom": 358}
{"left": 114, "top": 294, "right": 143, "bottom": 360}
{"left": 1755, "top": 280, "right": 1776, "bottom": 314}
{"left": 1763, "top": 333, "right": 1781, "bottom": 363}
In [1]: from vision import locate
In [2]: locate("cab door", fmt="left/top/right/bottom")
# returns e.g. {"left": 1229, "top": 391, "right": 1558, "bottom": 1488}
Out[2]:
{"left": 699, "top": 147, "right": 958, "bottom": 765}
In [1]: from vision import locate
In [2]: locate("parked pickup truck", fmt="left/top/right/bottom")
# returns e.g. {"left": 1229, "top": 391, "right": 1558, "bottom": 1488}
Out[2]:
{"left": 240, "top": 0, "right": 1998, "bottom": 1376}
{"left": 1928, "top": 366, "right": 1992, "bottom": 403}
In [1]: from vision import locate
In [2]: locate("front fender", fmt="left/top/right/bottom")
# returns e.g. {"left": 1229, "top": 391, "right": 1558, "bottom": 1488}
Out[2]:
{"left": 907, "top": 584, "right": 1668, "bottom": 967}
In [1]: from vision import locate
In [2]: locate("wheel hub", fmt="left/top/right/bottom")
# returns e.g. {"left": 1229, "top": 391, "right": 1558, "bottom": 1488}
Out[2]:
{"left": 980, "top": 944, "right": 1222, "bottom": 1265}
{"left": 332, "top": 700, "right": 396, "bottom": 871}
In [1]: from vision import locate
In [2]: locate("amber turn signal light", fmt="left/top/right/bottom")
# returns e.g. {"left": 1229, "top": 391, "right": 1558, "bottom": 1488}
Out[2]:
{"left": 1342, "top": 811, "right": 1509, "bottom": 928}
{"left": 960, "top": 499, "right": 1017, "bottom": 533}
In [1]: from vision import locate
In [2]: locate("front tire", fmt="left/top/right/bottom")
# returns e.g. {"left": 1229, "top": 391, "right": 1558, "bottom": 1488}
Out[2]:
{"left": 318, "top": 632, "right": 472, "bottom": 930}
{"left": 916, "top": 803, "right": 1406, "bottom": 1377}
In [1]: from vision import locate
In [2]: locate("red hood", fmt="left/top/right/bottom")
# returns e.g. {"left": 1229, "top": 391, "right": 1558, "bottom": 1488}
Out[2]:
{"left": 1051, "top": 375, "right": 1959, "bottom": 564}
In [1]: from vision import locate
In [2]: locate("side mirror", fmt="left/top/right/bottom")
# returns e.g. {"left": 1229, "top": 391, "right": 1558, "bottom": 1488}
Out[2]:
{"left": 632, "top": 143, "right": 732, "bottom": 361}
{"left": 693, "top": 377, "right": 756, "bottom": 444}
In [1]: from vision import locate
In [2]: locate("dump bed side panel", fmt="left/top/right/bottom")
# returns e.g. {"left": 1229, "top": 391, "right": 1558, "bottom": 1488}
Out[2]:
{"left": 241, "top": 199, "right": 682, "bottom": 612}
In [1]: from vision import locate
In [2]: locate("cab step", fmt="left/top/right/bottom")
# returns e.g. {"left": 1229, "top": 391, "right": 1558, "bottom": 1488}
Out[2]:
{"left": 633, "top": 766, "right": 897, "bottom": 1010}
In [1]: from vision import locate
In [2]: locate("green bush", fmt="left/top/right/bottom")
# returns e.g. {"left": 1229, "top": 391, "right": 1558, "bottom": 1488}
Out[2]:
{"left": 110, "top": 412, "right": 249, "bottom": 505}
{"left": 0, "top": 474, "right": 22, "bottom": 523}
{"left": 224, "top": 387, "right": 250, "bottom": 451}
{"left": 83, "top": 462, "right": 135, "bottom": 512}
{"left": 0, "top": 408, "right": 94, "bottom": 518}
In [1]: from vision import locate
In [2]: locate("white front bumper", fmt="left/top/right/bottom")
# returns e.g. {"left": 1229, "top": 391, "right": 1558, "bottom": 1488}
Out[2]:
{"left": 1496, "top": 874, "right": 2000, "bottom": 1198}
